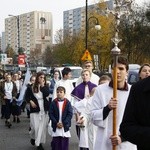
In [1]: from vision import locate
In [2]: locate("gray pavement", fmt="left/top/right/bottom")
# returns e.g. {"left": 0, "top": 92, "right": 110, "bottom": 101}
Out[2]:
{"left": 0, "top": 112, "right": 78, "bottom": 150}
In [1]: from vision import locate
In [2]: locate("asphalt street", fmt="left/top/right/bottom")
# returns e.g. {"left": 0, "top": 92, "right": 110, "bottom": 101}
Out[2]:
{"left": 0, "top": 111, "right": 78, "bottom": 150}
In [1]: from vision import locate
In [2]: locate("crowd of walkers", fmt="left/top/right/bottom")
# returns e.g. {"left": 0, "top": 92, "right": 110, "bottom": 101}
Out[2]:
{"left": 0, "top": 59, "right": 150, "bottom": 150}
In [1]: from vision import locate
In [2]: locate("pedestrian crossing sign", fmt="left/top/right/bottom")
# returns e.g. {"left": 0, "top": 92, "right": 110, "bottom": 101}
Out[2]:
{"left": 81, "top": 50, "right": 92, "bottom": 61}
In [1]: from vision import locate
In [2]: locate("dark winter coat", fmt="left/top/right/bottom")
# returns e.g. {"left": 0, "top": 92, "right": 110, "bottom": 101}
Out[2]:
{"left": 49, "top": 98, "right": 73, "bottom": 132}
{"left": 120, "top": 76, "right": 150, "bottom": 150}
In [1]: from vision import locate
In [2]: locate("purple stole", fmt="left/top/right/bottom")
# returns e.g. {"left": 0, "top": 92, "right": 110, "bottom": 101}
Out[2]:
{"left": 71, "top": 81, "right": 97, "bottom": 101}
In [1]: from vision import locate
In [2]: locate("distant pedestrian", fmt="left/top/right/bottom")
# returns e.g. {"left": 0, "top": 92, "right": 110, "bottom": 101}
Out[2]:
{"left": 11, "top": 72, "right": 23, "bottom": 123}
{"left": 0, "top": 72, "right": 8, "bottom": 119}
{"left": 25, "top": 75, "right": 36, "bottom": 118}
{"left": 50, "top": 86, "right": 73, "bottom": 150}
{"left": 52, "top": 67, "right": 74, "bottom": 105}
{"left": 138, "top": 63, "right": 150, "bottom": 80}
{"left": 0, "top": 73, "right": 17, "bottom": 128}
{"left": 99, "top": 74, "right": 111, "bottom": 85}
{"left": 76, "top": 61, "right": 100, "bottom": 86}
{"left": 49, "top": 70, "right": 60, "bottom": 103}
{"left": 26, "top": 71, "right": 49, "bottom": 150}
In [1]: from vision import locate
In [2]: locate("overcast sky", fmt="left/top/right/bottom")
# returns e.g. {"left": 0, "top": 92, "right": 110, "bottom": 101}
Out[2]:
{"left": 0, "top": 0, "right": 148, "bottom": 38}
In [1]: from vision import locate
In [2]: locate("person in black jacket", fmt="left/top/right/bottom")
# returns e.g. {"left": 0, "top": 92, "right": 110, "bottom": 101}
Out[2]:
{"left": 24, "top": 75, "right": 36, "bottom": 118}
{"left": 120, "top": 76, "right": 150, "bottom": 150}
{"left": 26, "top": 71, "right": 49, "bottom": 150}
{"left": 50, "top": 86, "right": 73, "bottom": 150}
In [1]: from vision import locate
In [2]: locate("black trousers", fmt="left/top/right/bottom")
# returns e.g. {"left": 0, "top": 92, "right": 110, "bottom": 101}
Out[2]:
{"left": 5, "top": 99, "right": 11, "bottom": 120}
{"left": 1, "top": 105, "right": 6, "bottom": 117}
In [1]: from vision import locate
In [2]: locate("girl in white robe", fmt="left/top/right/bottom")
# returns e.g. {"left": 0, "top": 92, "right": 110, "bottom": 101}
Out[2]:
{"left": 26, "top": 71, "right": 50, "bottom": 150}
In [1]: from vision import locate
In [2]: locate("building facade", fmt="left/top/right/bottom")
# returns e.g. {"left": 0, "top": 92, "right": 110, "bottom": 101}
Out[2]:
{"left": 63, "top": 1, "right": 113, "bottom": 37}
{"left": 0, "top": 36, "right": 1, "bottom": 51}
{"left": 5, "top": 11, "right": 53, "bottom": 60}
{"left": 1, "top": 32, "right": 6, "bottom": 53}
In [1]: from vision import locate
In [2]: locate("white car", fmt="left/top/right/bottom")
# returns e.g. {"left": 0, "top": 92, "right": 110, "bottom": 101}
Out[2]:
{"left": 53, "top": 66, "right": 82, "bottom": 86}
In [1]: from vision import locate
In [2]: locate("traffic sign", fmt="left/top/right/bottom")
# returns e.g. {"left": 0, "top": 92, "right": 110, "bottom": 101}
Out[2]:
{"left": 18, "top": 54, "right": 26, "bottom": 67}
{"left": 81, "top": 50, "right": 92, "bottom": 61}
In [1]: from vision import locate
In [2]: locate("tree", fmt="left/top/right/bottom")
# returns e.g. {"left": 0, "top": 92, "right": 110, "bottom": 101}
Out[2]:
{"left": 43, "top": 46, "right": 53, "bottom": 66}
{"left": 52, "top": 29, "right": 84, "bottom": 66}
{"left": 5, "top": 44, "right": 17, "bottom": 64}
{"left": 18, "top": 47, "right": 25, "bottom": 55}
{"left": 119, "top": 2, "right": 150, "bottom": 63}
{"left": 30, "top": 48, "right": 42, "bottom": 66}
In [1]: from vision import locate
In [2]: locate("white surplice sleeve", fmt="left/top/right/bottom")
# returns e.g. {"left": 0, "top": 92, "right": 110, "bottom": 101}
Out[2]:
{"left": 90, "top": 87, "right": 107, "bottom": 128}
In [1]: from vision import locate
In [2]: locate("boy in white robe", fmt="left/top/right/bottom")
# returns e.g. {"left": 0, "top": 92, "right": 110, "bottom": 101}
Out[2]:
{"left": 91, "top": 56, "right": 137, "bottom": 150}
{"left": 52, "top": 67, "right": 74, "bottom": 105}
{"left": 50, "top": 86, "right": 73, "bottom": 150}
{"left": 76, "top": 60, "right": 99, "bottom": 86}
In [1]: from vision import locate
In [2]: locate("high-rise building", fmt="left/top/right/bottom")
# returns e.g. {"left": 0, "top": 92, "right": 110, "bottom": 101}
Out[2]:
{"left": 63, "top": 1, "right": 113, "bottom": 37}
{"left": 5, "top": 11, "right": 53, "bottom": 60}
{"left": 0, "top": 36, "right": 1, "bottom": 51}
{"left": 1, "top": 32, "right": 6, "bottom": 53}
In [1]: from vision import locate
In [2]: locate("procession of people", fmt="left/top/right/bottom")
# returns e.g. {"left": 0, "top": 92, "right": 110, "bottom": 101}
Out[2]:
{"left": 0, "top": 60, "right": 150, "bottom": 150}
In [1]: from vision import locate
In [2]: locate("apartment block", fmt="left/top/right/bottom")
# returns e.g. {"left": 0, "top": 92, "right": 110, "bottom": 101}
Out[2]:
{"left": 63, "top": 1, "right": 113, "bottom": 37}
{"left": 0, "top": 36, "right": 1, "bottom": 51}
{"left": 1, "top": 32, "right": 6, "bottom": 53}
{"left": 5, "top": 11, "right": 53, "bottom": 59}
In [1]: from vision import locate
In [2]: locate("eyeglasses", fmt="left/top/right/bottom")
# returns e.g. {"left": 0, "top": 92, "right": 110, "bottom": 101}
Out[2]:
{"left": 85, "top": 65, "right": 92, "bottom": 68}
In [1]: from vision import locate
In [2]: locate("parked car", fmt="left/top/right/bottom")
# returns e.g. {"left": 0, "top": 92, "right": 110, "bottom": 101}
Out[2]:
{"left": 127, "top": 69, "right": 139, "bottom": 85}
{"left": 129, "top": 64, "right": 141, "bottom": 70}
{"left": 102, "top": 68, "right": 139, "bottom": 85}
{"left": 51, "top": 66, "right": 82, "bottom": 87}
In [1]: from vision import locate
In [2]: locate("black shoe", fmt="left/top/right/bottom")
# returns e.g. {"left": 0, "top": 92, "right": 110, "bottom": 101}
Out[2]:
{"left": 13, "top": 117, "right": 16, "bottom": 122}
{"left": 5, "top": 121, "right": 8, "bottom": 126}
{"left": 8, "top": 123, "right": 12, "bottom": 128}
{"left": 5, "top": 120, "right": 11, "bottom": 127}
{"left": 29, "top": 127, "right": 31, "bottom": 132}
{"left": 37, "top": 144, "right": 44, "bottom": 150}
{"left": 1, "top": 116, "right": 4, "bottom": 119}
{"left": 30, "top": 139, "right": 35, "bottom": 145}
{"left": 17, "top": 117, "right": 20, "bottom": 123}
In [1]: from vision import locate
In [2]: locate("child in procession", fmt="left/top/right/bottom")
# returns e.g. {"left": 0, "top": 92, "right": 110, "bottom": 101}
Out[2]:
{"left": 49, "top": 86, "right": 73, "bottom": 150}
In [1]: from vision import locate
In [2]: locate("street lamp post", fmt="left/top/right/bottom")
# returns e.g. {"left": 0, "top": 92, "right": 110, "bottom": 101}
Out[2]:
{"left": 85, "top": 0, "right": 101, "bottom": 60}
{"left": 85, "top": 0, "right": 88, "bottom": 51}
{"left": 8, "top": 15, "right": 20, "bottom": 53}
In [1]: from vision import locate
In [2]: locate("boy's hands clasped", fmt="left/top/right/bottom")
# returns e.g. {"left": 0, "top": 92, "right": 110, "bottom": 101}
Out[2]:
{"left": 57, "top": 122, "right": 63, "bottom": 128}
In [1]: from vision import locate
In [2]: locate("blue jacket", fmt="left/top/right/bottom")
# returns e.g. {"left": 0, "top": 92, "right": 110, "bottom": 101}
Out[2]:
{"left": 49, "top": 78, "right": 55, "bottom": 94}
{"left": 50, "top": 98, "right": 73, "bottom": 132}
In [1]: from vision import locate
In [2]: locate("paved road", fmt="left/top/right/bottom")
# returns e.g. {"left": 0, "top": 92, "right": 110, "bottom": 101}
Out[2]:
{"left": 0, "top": 112, "right": 78, "bottom": 150}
